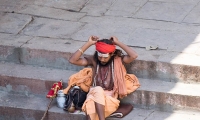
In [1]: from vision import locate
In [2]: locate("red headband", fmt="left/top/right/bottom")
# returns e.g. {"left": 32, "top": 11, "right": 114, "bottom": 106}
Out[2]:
{"left": 95, "top": 42, "right": 116, "bottom": 53}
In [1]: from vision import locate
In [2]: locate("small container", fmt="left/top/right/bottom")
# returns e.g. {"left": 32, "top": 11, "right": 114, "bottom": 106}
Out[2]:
{"left": 56, "top": 90, "right": 65, "bottom": 108}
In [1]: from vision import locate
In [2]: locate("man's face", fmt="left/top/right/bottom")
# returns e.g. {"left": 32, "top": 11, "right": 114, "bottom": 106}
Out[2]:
{"left": 97, "top": 51, "right": 112, "bottom": 66}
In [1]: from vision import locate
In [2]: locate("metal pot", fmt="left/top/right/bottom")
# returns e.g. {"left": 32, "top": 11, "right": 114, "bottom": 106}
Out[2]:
{"left": 56, "top": 90, "right": 65, "bottom": 108}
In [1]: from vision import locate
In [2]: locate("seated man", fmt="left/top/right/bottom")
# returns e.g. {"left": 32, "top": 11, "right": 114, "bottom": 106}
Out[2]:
{"left": 69, "top": 36, "right": 140, "bottom": 120}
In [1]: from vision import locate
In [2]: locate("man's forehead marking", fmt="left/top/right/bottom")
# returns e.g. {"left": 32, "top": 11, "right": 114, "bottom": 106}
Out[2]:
{"left": 97, "top": 51, "right": 109, "bottom": 57}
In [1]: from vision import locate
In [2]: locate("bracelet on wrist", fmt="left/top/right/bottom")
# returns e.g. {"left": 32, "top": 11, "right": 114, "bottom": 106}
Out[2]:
{"left": 78, "top": 48, "right": 84, "bottom": 54}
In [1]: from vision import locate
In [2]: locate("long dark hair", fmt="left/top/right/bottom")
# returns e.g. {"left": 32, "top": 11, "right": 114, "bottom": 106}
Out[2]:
{"left": 93, "top": 39, "right": 123, "bottom": 63}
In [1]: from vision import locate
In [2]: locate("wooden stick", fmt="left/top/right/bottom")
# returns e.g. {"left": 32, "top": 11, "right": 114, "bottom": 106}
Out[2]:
{"left": 41, "top": 98, "right": 53, "bottom": 120}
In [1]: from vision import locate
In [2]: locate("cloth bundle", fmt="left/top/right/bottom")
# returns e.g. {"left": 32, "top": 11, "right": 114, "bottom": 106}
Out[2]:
{"left": 46, "top": 80, "right": 63, "bottom": 98}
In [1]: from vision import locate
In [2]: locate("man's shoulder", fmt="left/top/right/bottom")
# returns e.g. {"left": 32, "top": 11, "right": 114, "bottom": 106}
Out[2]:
{"left": 84, "top": 55, "right": 96, "bottom": 66}
{"left": 84, "top": 55, "right": 94, "bottom": 61}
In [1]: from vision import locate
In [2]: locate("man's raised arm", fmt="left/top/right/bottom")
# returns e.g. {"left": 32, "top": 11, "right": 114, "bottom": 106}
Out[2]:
{"left": 69, "top": 36, "right": 99, "bottom": 66}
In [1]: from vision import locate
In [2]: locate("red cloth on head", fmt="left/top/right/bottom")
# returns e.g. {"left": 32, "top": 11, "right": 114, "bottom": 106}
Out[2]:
{"left": 95, "top": 42, "right": 116, "bottom": 53}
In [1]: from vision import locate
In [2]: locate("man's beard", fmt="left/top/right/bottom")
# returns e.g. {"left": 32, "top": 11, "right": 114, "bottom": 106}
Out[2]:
{"left": 98, "top": 57, "right": 113, "bottom": 66}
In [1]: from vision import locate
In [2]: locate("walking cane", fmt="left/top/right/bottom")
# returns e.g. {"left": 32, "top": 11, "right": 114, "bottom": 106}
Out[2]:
{"left": 41, "top": 80, "right": 63, "bottom": 120}
{"left": 41, "top": 98, "right": 53, "bottom": 120}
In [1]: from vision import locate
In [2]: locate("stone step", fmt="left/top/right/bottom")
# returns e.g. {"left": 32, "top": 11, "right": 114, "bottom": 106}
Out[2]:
{"left": 0, "top": 61, "right": 76, "bottom": 96}
{"left": 0, "top": 62, "right": 200, "bottom": 112}
{"left": 123, "top": 78, "right": 200, "bottom": 112}
{"left": 1, "top": 33, "right": 200, "bottom": 83}
{"left": 0, "top": 91, "right": 85, "bottom": 120}
{"left": 1, "top": 91, "right": 200, "bottom": 120}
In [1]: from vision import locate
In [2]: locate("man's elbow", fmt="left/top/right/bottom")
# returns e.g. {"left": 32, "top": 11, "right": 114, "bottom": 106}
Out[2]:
{"left": 135, "top": 54, "right": 138, "bottom": 59}
{"left": 132, "top": 54, "right": 138, "bottom": 60}
{"left": 69, "top": 58, "right": 75, "bottom": 64}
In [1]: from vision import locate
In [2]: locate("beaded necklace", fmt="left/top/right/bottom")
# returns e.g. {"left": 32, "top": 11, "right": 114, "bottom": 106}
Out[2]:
{"left": 93, "top": 60, "right": 114, "bottom": 88}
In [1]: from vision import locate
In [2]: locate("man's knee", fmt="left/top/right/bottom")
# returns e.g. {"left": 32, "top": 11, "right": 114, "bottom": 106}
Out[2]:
{"left": 93, "top": 86, "right": 104, "bottom": 92}
{"left": 91, "top": 86, "right": 105, "bottom": 96}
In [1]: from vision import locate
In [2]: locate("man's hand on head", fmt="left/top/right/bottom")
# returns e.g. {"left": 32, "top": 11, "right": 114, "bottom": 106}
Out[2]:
{"left": 110, "top": 36, "right": 119, "bottom": 45}
{"left": 88, "top": 36, "right": 99, "bottom": 45}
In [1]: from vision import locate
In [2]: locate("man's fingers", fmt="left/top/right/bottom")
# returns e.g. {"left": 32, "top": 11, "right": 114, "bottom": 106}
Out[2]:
{"left": 92, "top": 36, "right": 99, "bottom": 41}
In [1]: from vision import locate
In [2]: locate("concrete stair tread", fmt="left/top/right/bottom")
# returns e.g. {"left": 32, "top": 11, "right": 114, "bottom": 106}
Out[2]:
{"left": 1, "top": 91, "right": 200, "bottom": 120}
{"left": 0, "top": 91, "right": 86, "bottom": 120}
{"left": 0, "top": 61, "right": 77, "bottom": 82}
{"left": 0, "top": 61, "right": 77, "bottom": 95}
{"left": 0, "top": 62, "right": 200, "bottom": 111}
{"left": 0, "top": 91, "right": 48, "bottom": 110}
{"left": 1, "top": 62, "right": 200, "bottom": 112}
{"left": 1, "top": 34, "right": 200, "bottom": 67}
{"left": 1, "top": 34, "right": 200, "bottom": 83}
{"left": 139, "top": 78, "right": 200, "bottom": 96}
{"left": 1, "top": 61, "right": 200, "bottom": 97}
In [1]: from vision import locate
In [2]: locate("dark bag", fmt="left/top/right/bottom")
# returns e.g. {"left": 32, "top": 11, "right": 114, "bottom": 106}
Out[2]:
{"left": 63, "top": 92, "right": 74, "bottom": 112}
{"left": 63, "top": 86, "right": 87, "bottom": 112}
{"left": 72, "top": 87, "right": 88, "bottom": 110}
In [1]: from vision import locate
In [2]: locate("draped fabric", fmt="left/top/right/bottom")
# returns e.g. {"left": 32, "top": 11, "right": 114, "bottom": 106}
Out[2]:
{"left": 63, "top": 68, "right": 93, "bottom": 94}
{"left": 82, "top": 86, "right": 120, "bottom": 120}
{"left": 113, "top": 57, "right": 140, "bottom": 98}
{"left": 63, "top": 56, "right": 140, "bottom": 120}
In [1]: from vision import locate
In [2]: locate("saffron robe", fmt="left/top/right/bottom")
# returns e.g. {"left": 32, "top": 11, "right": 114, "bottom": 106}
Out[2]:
{"left": 63, "top": 57, "right": 140, "bottom": 120}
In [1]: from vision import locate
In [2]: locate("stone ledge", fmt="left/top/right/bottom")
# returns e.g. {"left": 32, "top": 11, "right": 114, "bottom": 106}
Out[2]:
{"left": 0, "top": 61, "right": 76, "bottom": 95}
{"left": 125, "top": 78, "right": 200, "bottom": 112}
{"left": 1, "top": 91, "right": 200, "bottom": 120}
{"left": 0, "top": 62, "right": 200, "bottom": 112}
{"left": 0, "top": 36, "right": 199, "bottom": 83}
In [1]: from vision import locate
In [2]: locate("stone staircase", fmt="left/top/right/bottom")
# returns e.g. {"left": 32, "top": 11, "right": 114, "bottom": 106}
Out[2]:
{"left": 1, "top": 36, "right": 200, "bottom": 120}
{"left": 1, "top": 0, "right": 200, "bottom": 119}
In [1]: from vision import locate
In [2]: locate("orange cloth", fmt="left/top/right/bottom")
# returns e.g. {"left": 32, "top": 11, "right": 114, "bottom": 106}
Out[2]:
{"left": 82, "top": 86, "right": 120, "bottom": 120}
{"left": 113, "top": 57, "right": 140, "bottom": 98}
{"left": 63, "top": 68, "right": 93, "bottom": 94}
{"left": 63, "top": 56, "right": 140, "bottom": 119}
{"left": 63, "top": 57, "right": 140, "bottom": 97}
{"left": 81, "top": 57, "right": 140, "bottom": 120}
